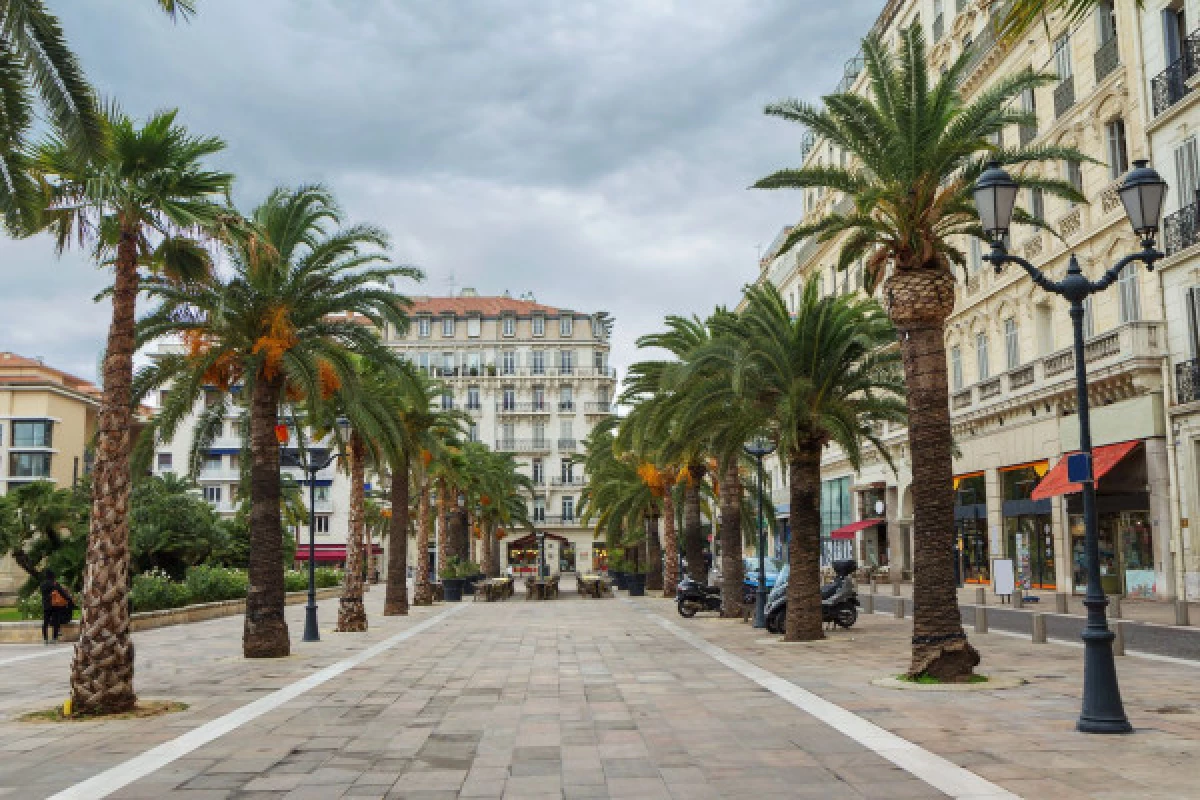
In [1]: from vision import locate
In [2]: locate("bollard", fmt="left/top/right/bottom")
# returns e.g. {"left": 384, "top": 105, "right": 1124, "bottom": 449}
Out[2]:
{"left": 1113, "top": 620, "right": 1126, "bottom": 656}
{"left": 892, "top": 580, "right": 901, "bottom": 596}
{"left": 1013, "top": 588, "right": 1023, "bottom": 609}
{"left": 863, "top": 594, "right": 874, "bottom": 614}
{"left": 1055, "top": 592, "right": 1069, "bottom": 614}
{"left": 1110, "top": 595, "right": 1122, "bottom": 619}
{"left": 1175, "top": 600, "right": 1190, "bottom": 627}
{"left": 869, "top": 577, "right": 876, "bottom": 595}
{"left": 974, "top": 604, "right": 988, "bottom": 633}
{"left": 1031, "top": 612, "right": 1046, "bottom": 644}
{"left": 975, "top": 587, "right": 986, "bottom": 606}
{"left": 894, "top": 597, "right": 906, "bottom": 619}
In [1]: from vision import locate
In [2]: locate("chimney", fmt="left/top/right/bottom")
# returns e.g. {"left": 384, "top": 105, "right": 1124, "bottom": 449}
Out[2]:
{"left": 460, "top": 287, "right": 478, "bottom": 297}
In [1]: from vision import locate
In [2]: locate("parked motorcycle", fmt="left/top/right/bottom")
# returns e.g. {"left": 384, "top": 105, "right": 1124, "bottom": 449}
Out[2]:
{"left": 765, "top": 559, "right": 859, "bottom": 633}
{"left": 676, "top": 577, "right": 723, "bottom": 617}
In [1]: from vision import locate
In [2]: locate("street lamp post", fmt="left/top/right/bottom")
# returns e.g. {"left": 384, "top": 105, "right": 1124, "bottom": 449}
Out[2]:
{"left": 973, "top": 159, "right": 1168, "bottom": 734}
{"left": 743, "top": 437, "right": 778, "bottom": 628}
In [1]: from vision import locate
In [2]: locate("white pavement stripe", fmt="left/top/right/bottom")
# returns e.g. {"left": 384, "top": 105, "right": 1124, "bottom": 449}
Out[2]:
{"left": 50, "top": 604, "right": 468, "bottom": 800}
{"left": 645, "top": 610, "right": 1021, "bottom": 800}
{"left": 0, "top": 649, "right": 69, "bottom": 667}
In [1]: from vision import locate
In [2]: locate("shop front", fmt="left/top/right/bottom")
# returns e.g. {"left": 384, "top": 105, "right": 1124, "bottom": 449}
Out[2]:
{"left": 1002, "top": 462, "right": 1054, "bottom": 590}
{"left": 820, "top": 477, "right": 853, "bottom": 566}
{"left": 505, "top": 532, "right": 570, "bottom": 576}
{"left": 1033, "top": 440, "right": 1156, "bottom": 598}
{"left": 856, "top": 485, "right": 889, "bottom": 568}
{"left": 954, "top": 472, "right": 989, "bottom": 584}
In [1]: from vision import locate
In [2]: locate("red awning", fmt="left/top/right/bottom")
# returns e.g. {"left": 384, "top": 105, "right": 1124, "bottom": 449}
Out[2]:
{"left": 294, "top": 544, "right": 383, "bottom": 562}
{"left": 508, "top": 532, "right": 570, "bottom": 548}
{"left": 830, "top": 518, "right": 884, "bottom": 540}
{"left": 1030, "top": 440, "right": 1141, "bottom": 501}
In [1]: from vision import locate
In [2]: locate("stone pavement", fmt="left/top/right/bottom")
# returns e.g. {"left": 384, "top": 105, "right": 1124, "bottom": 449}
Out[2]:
{"left": 0, "top": 586, "right": 1197, "bottom": 798}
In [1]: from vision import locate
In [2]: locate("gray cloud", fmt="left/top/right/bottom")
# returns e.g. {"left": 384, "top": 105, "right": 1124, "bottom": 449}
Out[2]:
{"left": 0, "top": 0, "right": 879, "bottom": 382}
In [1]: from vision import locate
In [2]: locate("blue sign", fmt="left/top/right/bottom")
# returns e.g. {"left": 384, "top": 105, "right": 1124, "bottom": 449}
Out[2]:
{"left": 1067, "top": 452, "right": 1093, "bottom": 483}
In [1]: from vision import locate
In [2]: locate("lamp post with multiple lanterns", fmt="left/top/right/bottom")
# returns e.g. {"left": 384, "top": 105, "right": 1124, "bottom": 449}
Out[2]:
{"left": 972, "top": 159, "right": 1168, "bottom": 734}
{"left": 743, "top": 437, "right": 777, "bottom": 628}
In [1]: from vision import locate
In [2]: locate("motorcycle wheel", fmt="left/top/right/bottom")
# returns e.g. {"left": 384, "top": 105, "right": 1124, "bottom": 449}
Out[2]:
{"left": 835, "top": 605, "right": 858, "bottom": 629}
{"left": 766, "top": 608, "right": 784, "bottom": 634}
{"left": 677, "top": 600, "right": 698, "bottom": 618}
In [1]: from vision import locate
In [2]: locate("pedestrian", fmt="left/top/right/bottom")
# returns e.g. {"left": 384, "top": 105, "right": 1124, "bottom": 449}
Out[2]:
{"left": 40, "top": 569, "right": 74, "bottom": 645}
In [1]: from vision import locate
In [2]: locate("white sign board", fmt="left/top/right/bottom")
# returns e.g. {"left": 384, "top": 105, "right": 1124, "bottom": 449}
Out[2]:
{"left": 992, "top": 558, "right": 1015, "bottom": 597}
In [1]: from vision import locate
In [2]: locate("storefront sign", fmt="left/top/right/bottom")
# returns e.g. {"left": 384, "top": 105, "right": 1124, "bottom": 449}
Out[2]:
{"left": 993, "top": 558, "right": 1015, "bottom": 597}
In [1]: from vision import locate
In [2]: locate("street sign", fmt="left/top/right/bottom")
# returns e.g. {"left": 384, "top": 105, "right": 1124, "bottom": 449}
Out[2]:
{"left": 1066, "top": 452, "right": 1093, "bottom": 483}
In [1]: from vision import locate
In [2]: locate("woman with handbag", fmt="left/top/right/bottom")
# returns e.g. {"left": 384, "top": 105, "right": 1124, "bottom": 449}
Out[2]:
{"left": 39, "top": 569, "right": 74, "bottom": 644}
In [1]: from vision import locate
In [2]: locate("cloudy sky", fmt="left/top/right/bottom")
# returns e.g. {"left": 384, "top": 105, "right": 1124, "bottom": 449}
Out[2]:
{"left": 2, "top": 0, "right": 880, "bottom": 382}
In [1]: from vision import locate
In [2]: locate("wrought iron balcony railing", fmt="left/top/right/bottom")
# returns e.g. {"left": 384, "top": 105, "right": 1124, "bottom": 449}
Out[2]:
{"left": 1093, "top": 35, "right": 1120, "bottom": 84}
{"left": 1164, "top": 202, "right": 1199, "bottom": 257}
{"left": 1053, "top": 75, "right": 1076, "bottom": 118}
{"left": 1177, "top": 358, "right": 1200, "bottom": 405}
{"left": 1151, "top": 48, "right": 1195, "bottom": 117}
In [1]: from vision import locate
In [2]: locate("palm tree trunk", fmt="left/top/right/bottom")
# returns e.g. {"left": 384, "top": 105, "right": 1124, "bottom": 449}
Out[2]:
{"left": 436, "top": 479, "right": 448, "bottom": 580}
{"left": 70, "top": 229, "right": 140, "bottom": 712}
{"left": 384, "top": 457, "right": 410, "bottom": 615}
{"left": 645, "top": 513, "right": 663, "bottom": 591}
{"left": 785, "top": 449, "right": 824, "bottom": 641}
{"left": 662, "top": 492, "right": 679, "bottom": 596}
{"left": 413, "top": 477, "right": 434, "bottom": 605}
{"left": 887, "top": 269, "right": 980, "bottom": 679}
{"left": 683, "top": 464, "right": 707, "bottom": 583}
{"left": 337, "top": 433, "right": 368, "bottom": 631}
{"left": 719, "top": 458, "right": 744, "bottom": 618}
{"left": 242, "top": 373, "right": 290, "bottom": 658}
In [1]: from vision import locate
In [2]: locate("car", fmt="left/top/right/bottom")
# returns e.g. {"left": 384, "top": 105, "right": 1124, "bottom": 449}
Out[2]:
{"left": 742, "top": 556, "right": 785, "bottom": 589}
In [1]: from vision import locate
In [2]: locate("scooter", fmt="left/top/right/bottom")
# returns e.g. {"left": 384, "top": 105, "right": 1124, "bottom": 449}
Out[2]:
{"left": 676, "top": 576, "right": 723, "bottom": 617}
{"left": 765, "top": 559, "right": 859, "bottom": 633}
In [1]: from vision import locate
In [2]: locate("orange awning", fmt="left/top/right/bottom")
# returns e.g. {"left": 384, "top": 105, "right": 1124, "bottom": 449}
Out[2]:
{"left": 829, "top": 518, "right": 884, "bottom": 540}
{"left": 1030, "top": 440, "right": 1141, "bottom": 501}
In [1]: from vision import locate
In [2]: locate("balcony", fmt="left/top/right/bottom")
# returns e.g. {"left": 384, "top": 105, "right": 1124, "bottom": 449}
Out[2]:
{"left": 494, "top": 440, "right": 552, "bottom": 454}
{"left": 558, "top": 401, "right": 576, "bottom": 412}
{"left": 584, "top": 402, "right": 614, "bottom": 415}
{"left": 1018, "top": 123, "right": 1037, "bottom": 148}
{"left": 1093, "top": 35, "right": 1119, "bottom": 84}
{"left": 543, "top": 515, "right": 577, "bottom": 526}
{"left": 496, "top": 402, "right": 550, "bottom": 414}
{"left": 1177, "top": 359, "right": 1200, "bottom": 404}
{"left": 557, "top": 439, "right": 578, "bottom": 451}
{"left": 1053, "top": 75, "right": 1076, "bottom": 118}
{"left": 950, "top": 322, "right": 1163, "bottom": 417}
{"left": 550, "top": 476, "right": 588, "bottom": 487}
{"left": 1164, "top": 203, "right": 1199, "bottom": 257}
{"left": 1151, "top": 48, "right": 1195, "bottom": 117}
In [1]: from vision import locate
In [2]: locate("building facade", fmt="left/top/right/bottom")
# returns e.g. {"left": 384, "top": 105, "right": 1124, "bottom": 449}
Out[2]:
{"left": 755, "top": 0, "right": 1193, "bottom": 601}
{"left": 0, "top": 352, "right": 100, "bottom": 599}
{"left": 384, "top": 290, "right": 616, "bottom": 575}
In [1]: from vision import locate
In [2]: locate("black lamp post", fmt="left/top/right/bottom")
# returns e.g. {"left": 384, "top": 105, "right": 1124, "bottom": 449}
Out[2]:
{"left": 743, "top": 437, "right": 777, "bottom": 628}
{"left": 973, "top": 159, "right": 1168, "bottom": 734}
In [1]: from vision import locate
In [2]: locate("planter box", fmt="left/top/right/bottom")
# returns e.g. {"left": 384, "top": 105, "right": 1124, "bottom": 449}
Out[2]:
{"left": 442, "top": 578, "right": 465, "bottom": 603}
{"left": 0, "top": 586, "right": 342, "bottom": 644}
{"left": 627, "top": 573, "right": 646, "bottom": 596}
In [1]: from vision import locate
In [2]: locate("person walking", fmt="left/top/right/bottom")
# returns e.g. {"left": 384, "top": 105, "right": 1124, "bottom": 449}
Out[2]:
{"left": 40, "top": 569, "right": 74, "bottom": 644}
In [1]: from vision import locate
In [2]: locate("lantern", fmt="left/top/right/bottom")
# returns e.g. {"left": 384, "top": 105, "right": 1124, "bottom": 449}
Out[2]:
{"left": 274, "top": 424, "right": 290, "bottom": 446}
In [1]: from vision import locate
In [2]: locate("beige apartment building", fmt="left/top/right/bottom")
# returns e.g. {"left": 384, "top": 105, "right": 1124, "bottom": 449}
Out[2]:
{"left": 0, "top": 352, "right": 100, "bottom": 599}
{"left": 383, "top": 290, "right": 617, "bottom": 576}
{"left": 755, "top": 0, "right": 1189, "bottom": 602}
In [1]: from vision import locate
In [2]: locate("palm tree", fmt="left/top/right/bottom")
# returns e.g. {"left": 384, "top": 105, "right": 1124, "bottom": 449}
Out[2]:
{"left": 754, "top": 26, "right": 1086, "bottom": 672}
{"left": 31, "top": 107, "right": 231, "bottom": 713}
{"left": 136, "top": 184, "right": 418, "bottom": 659}
{"left": 467, "top": 446, "right": 534, "bottom": 576}
{"left": 0, "top": 481, "right": 83, "bottom": 589}
{"left": 715, "top": 281, "right": 905, "bottom": 642}
{"left": 998, "top": 1, "right": 1141, "bottom": 40}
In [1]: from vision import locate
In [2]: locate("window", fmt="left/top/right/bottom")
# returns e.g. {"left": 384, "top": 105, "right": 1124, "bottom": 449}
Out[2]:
{"left": 1118, "top": 264, "right": 1140, "bottom": 323}
{"left": 157, "top": 452, "right": 173, "bottom": 472}
{"left": 1165, "top": 6, "right": 1188, "bottom": 65}
{"left": 468, "top": 422, "right": 479, "bottom": 443}
{"left": 559, "top": 385, "right": 574, "bottom": 411}
{"left": 951, "top": 346, "right": 964, "bottom": 391}
{"left": 1066, "top": 159, "right": 1083, "bottom": 196}
{"left": 534, "top": 497, "right": 546, "bottom": 522}
{"left": 417, "top": 316, "right": 431, "bottom": 338}
{"left": 1004, "top": 318, "right": 1020, "bottom": 370}
{"left": 9, "top": 452, "right": 51, "bottom": 478}
{"left": 501, "top": 423, "right": 516, "bottom": 448}
{"left": 441, "top": 352, "right": 455, "bottom": 375}
{"left": 315, "top": 515, "right": 330, "bottom": 534}
{"left": 559, "top": 419, "right": 573, "bottom": 440}
{"left": 203, "top": 486, "right": 222, "bottom": 504}
{"left": 1174, "top": 136, "right": 1199, "bottom": 210}
{"left": 593, "top": 350, "right": 606, "bottom": 371}
{"left": 502, "top": 386, "right": 516, "bottom": 411}
{"left": 1082, "top": 294, "right": 1095, "bottom": 338}
{"left": 532, "top": 314, "right": 545, "bottom": 336}
{"left": 559, "top": 350, "right": 574, "bottom": 375}
{"left": 968, "top": 237, "right": 982, "bottom": 273}
{"left": 532, "top": 458, "right": 544, "bottom": 484}
{"left": 532, "top": 422, "right": 546, "bottom": 447}
{"left": 976, "top": 332, "right": 990, "bottom": 381}
{"left": 314, "top": 485, "right": 331, "bottom": 504}
{"left": 531, "top": 350, "right": 545, "bottom": 375}
{"left": 467, "top": 316, "right": 481, "bottom": 337}
{"left": 501, "top": 350, "right": 516, "bottom": 376}
{"left": 1054, "top": 35, "right": 1072, "bottom": 80}
{"left": 1106, "top": 118, "right": 1129, "bottom": 180}
{"left": 441, "top": 390, "right": 454, "bottom": 410}
{"left": 559, "top": 315, "right": 573, "bottom": 337}
{"left": 466, "top": 352, "right": 481, "bottom": 376}
{"left": 561, "top": 496, "right": 575, "bottom": 521}
{"left": 502, "top": 315, "right": 516, "bottom": 337}
{"left": 417, "top": 352, "right": 430, "bottom": 374}
{"left": 441, "top": 316, "right": 455, "bottom": 337}
{"left": 203, "top": 453, "right": 222, "bottom": 472}
{"left": 816, "top": 272, "right": 825, "bottom": 296}
{"left": 591, "top": 316, "right": 604, "bottom": 338}
{"left": 1097, "top": 0, "right": 1116, "bottom": 44}
{"left": 1030, "top": 187, "right": 1045, "bottom": 221}
{"left": 1019, "top": 87, "right": 1037, "bottom": 134}
{"left": 12, "top": 420, "right": 52, "bottom": 447}
{"left": 467, "top": 385, "right": 480, "bottom": 410}
{"left": 532, "top": 385, "right": 546, "bottom": 411}
{"left": 561, "top": 459, "right": 575, "bottom": 483}
{"left": 1186, "top": 287, "right": 1200, "bottom": 356}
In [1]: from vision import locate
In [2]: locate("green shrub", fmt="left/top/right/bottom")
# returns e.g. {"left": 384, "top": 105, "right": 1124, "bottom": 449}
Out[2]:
{"left": 16, "top": 593, "right": 42, "bottom": 620}
{"left": 130, "top": 569, "right": 192, "bottom": 612}
{"left": 184, "top": 565, "right": 249, "bottom": 603}
{"left": 284, "top": 569, "right": 308, "bottom": 592}
{"left": 313, "top": 567, "right": 343, "bottom": 589}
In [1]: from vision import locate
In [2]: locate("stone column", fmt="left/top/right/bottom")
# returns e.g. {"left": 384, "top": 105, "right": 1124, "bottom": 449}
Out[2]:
{"left": 1146, "top": 437, "right": 1175, "bottom": 601}
{"left": 985, "top": 467, "right": 1002, "bottom": 562}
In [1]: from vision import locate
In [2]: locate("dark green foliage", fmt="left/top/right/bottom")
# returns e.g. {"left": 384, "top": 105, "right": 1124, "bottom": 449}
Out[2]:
{"left": 129, "top": 475, "right": 229, "bottom": 579}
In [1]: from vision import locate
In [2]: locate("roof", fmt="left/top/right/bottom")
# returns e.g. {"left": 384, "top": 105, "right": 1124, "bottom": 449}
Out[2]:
{"left": 408, "top": 296, "right": 571, "bottom": 317}
{"left": 0, "top": 352, "right": 102, "bottom": 399}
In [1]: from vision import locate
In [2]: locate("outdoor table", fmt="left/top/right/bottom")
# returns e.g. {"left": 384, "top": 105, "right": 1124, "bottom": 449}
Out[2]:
{"left": 577, "top": 574, "right": 611, "bottom": 598}
{"left": 524, "top": 577, "right": 559, "bottom": 600}
{"left": 475, "top": 577, "right": 513, "bottom": 602}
